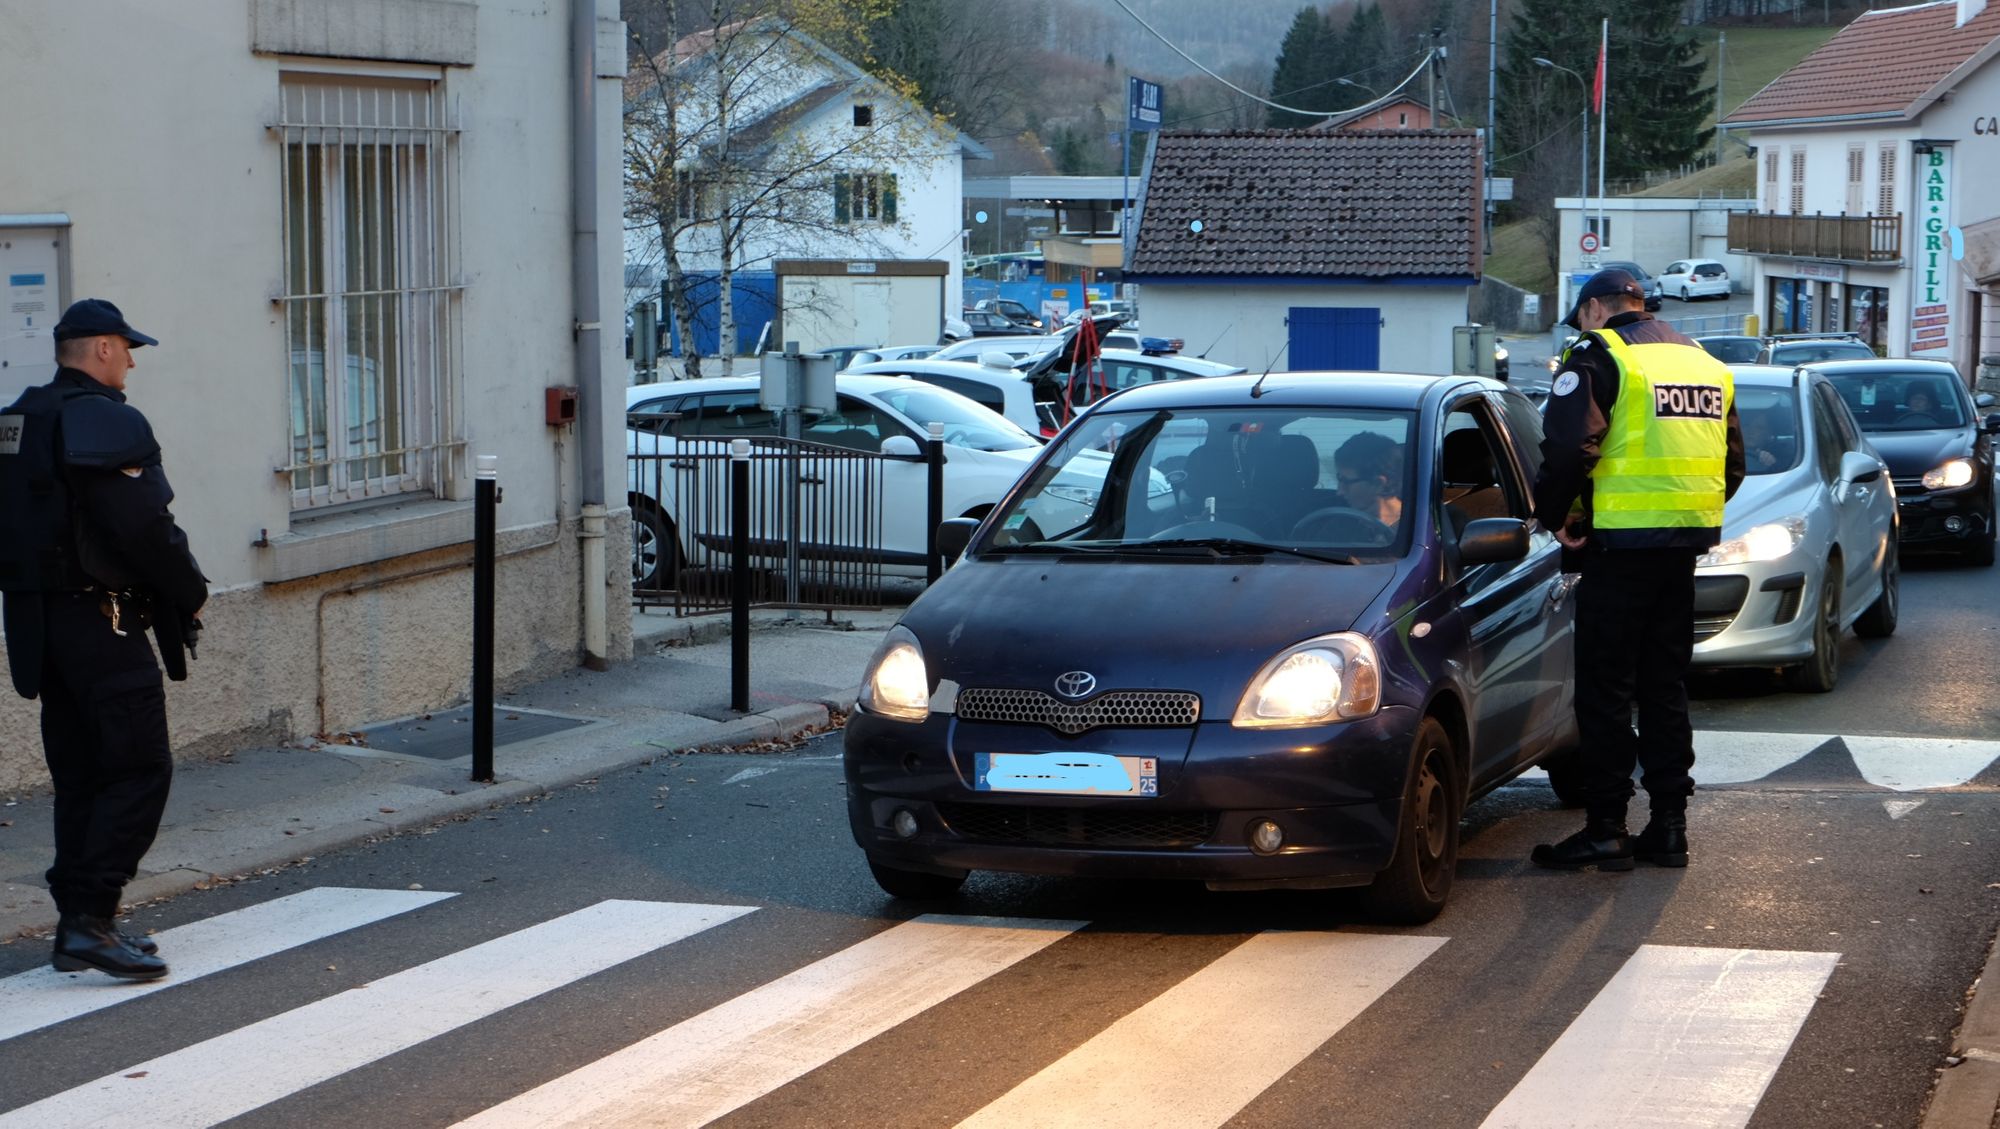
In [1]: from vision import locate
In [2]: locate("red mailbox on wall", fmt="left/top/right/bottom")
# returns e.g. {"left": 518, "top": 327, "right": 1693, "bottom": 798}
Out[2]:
{"left": 545, "top": 386, "right": 578, "bottom": 427}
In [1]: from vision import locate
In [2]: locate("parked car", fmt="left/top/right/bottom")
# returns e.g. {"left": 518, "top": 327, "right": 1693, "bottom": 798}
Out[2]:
{"left": 1809, "top": 358, "right": 2000, "bottom": 565}
{"left": 846, "top": 358, "right": 1046, "bottom": 438}
{"left": 844, "top": 370, "right": 1579, "bottom": 922}
{"left": 817, "top": 344, "right": 878, "bottom": 372}
{"left": 1599, "top": 260, "right": 1663, "bottom": 311}
{"left": 1759, "top": 333, "right": 1877, "bottom": 365}
{"left": 1690, "top": 365, "right": 1898, "bottom": 691}
{"left": 971, "top": 298, "right": 1048, "bottom": 333}
{"left": 934, "top": 334, "right": 1064, "bottom": 363}
{"left": 843, "top": 344, "right": 941, "bottom": 369}
{"left": 960, "top": 309, "right": 1024, "bottom": 337}
{"left": 1695, "top": 335, "right": 1762, "bottom": 364}
{"left": 624, "top": 375, "right": 1063, "bottom": 588}
{"left": 1659, "top": 258, "right": 1732, "bottom": 301}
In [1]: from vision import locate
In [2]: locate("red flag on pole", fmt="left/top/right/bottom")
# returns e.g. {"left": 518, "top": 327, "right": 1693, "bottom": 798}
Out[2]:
{"left": 1592, "top": 25, "right": 1607, "bottom": 113}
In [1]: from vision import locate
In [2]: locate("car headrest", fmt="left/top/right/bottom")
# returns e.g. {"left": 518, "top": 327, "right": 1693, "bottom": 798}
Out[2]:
{"left": 1441, "top": 428, "right": 1496, "bottom": 487}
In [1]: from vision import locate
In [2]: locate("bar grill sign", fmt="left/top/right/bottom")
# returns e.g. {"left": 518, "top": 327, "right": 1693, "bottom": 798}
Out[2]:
{"left": 1128, "top": 77, "right": 1161, "bottom": 132}
{"left": 1911, "top": 146, "right": 1953, "bottom": 356}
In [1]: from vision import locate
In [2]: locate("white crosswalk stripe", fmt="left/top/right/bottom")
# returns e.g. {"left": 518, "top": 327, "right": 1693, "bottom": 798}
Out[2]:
{"left": 453, "top": 913, "right": 1083, "bottom": 1129}
{"left": 1480, "top": 945, "right": 1841, "bottom": 1129}
{"left": 0, "top": 887, "right": 453, "bottom": 1043}
{"left": 0, "top": 899, "right": 754, "bottom": 1129}
{"left": 957, "top": 931, "right": 1448, "bottom": 1129}
{"left": 0, "top": 885, "right": 1861, "bottom": 1129}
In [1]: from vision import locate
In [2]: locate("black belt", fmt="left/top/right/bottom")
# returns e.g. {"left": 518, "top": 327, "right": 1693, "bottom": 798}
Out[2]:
{"left": 67, "top": 586, "right": 154, "bottom": 636}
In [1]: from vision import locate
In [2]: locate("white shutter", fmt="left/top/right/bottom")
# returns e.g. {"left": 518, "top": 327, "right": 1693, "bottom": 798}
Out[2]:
{"left": 1846, "top": 145, "right": 1864, "bottom": 214}
{"left": 1789, "top": 148, "right": 1807, "bottom": 215}
{"left": 1877, "top": 144, "right": 1897, "bottom": 217}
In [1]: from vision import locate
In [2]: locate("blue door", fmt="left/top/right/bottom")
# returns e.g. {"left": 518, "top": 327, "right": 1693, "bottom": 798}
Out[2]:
{"left": 1288, "top": 306, "right": 1381, "bottom": 371}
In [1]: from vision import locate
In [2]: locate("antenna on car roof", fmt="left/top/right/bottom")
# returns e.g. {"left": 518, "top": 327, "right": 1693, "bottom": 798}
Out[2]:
{"left": 1249, "top": 341, "right": 1291, "bottom": 399}
{"left": 1196, "top": 323, "right": 1232, "bottom": 359}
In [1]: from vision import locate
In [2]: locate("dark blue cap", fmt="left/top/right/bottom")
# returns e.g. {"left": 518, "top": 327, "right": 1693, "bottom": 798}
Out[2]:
{"left": 53, "top": 299, "right": 158, "bottom": 347}
{"left": 1562, "top": 269, "right": 1647, "bottom": 329}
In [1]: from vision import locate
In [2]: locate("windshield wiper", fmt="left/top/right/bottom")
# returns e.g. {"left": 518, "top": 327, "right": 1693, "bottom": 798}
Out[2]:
{"left": 981, "top": 542, "right": 1127, "bottom": 555}
{"left": 1123, "top": 537, "right": 1361, "bottom": 564}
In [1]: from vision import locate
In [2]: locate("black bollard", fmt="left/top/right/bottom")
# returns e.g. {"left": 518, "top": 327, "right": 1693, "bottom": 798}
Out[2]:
{"left": 926, "top": 421, "right": 945, "bottom": 585}
{"left": 472, "top": 455, "right": 497, "bottom": 783}
{"left": 730, "top": 438, "right": 751, "bottom": 712}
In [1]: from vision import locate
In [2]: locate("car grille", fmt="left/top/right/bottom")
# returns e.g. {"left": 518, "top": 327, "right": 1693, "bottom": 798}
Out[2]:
{"left": 1892, "top": 474, "right": 1926, "bottom": 498}
{"left": 935, "top": 801, "right": 1216, "bottom": 848}
{"left": 1692, "top": 575, "right": 1750, "bottom": 643}
{"left": 955, "top": 687, "right": 1201, "bottom": 735}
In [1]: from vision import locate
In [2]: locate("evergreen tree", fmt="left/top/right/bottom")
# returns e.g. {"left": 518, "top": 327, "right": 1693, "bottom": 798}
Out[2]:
{"left": 1336, "top": 4, "right": 1393, "bottom": 110}
{"left": 1266, "top": 7, "right": 1329, "bottom": 128}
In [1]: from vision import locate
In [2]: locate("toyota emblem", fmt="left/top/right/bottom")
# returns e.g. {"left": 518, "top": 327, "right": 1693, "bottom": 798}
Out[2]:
{"left": 1054, "top": 671, "right": 1097, "bottom": 699}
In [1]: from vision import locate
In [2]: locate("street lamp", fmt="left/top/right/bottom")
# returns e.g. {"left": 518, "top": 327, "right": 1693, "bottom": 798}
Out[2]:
{"left": 1532, "top": 57, "right": 1589, "bottom": 203}
{"left": 1338, "top": 77, "right": 1378, "bottom": 97}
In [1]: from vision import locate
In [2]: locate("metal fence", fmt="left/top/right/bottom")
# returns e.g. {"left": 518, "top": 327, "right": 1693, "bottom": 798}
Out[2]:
{"left": 1659, "top": 311, "right": 1750, "bottom": 338}
{"left": 630, "top": 429, "right": 901, "bottom": 615}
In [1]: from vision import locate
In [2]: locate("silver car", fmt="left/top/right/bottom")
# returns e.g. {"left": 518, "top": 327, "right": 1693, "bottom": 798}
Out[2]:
{"left": 1691, "top": 364, "right": 1898, "bottom": 691}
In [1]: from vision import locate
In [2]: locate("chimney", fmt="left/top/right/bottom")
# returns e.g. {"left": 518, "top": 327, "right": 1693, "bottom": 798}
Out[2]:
{"left": 1961, "top": 0, "right": 1989, "bottom": 28}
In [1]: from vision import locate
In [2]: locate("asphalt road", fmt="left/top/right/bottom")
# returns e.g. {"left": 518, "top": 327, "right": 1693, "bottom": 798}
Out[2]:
{"left": 0, "top": 561, "right": 1995, "bottom": 1128}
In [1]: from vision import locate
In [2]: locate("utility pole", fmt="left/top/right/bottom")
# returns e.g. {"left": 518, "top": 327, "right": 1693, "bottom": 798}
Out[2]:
{"left": 1715, "top": 31, "right": 1726, "bottom": 164}
{"left": 1486, "top": 0, "right": 1498, "bottom": 251}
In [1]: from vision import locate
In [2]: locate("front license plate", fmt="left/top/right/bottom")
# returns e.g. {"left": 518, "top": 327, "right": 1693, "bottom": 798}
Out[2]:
{"left": 974, "top": 752, "right": 1158, "bottom": 796}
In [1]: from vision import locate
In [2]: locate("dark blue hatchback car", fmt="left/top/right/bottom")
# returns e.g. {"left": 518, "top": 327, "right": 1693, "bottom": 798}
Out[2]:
{"left": 844, "top": 372, "right": 1580, "bottom": 922}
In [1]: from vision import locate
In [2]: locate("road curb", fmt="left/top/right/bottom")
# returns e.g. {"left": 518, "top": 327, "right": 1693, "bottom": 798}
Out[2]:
{"left": 0, "top": 697, "right": 844, "bottom": 945}
{"left": 1922, "top": 923, "right": 2000, "bottom": 1129}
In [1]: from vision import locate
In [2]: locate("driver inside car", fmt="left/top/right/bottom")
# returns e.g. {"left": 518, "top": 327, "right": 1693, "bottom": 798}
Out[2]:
{"left": 1333, "top": 431, "right": 1404, "bottom": 531}
{"left": 1901, "top": 385, "right": 1939, "bottom": 422}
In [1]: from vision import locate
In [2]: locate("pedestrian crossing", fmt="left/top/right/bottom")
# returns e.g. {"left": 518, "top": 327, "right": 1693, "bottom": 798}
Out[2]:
{"left": 0, "top": 884, "right": 1856, "bottom": 1129}
{"left": 1507, "top": 729, "right": 2000, "bottom": 793}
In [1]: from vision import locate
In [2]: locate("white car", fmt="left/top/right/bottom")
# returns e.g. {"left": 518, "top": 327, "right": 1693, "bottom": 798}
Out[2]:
{"left": 932, "top": 334, "right": 1063, "bottom": 363}
{"left": 845, "top": 358, "right": 1047, "bottom": 438}
{"left": 1659, "top": 258, "right": 1732, "bottom": 301}
{"left": 624, "top": 375, "right": 1072, "bottom": 586}
{"left": 843, "top": 344, "right": 940, "bottom": 369}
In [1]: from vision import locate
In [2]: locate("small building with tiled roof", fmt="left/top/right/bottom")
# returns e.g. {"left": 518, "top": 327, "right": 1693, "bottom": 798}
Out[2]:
{"left": 1722, "top": 0, "right": 2000, "bottom": 373}
{"left": 1125, "top": 129, "right": 1483, "bottom": 376}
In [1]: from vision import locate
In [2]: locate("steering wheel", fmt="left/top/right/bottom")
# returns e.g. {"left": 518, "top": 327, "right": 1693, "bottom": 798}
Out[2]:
{"left": 1149, "top": 519, "right": 1265, "bottom": 541}
{"left": 939, "top": 426, "right": 977, "bottom": 447}
{"left": 1897, "top": 412, "right": 1941, "bottom": 427}
{"left": 1291, "top": 506, "right": 1394, "bottom": 545}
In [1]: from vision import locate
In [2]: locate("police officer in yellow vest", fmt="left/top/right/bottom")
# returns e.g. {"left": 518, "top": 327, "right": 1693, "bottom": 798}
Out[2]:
{"left": 1530, "top": 269, "right": 1744, "bottom": 871}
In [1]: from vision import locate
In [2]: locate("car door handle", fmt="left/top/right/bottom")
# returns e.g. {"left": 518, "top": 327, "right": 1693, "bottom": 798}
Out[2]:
{"left": 1548, "top": 574, "right": 1581, "bottom": 607}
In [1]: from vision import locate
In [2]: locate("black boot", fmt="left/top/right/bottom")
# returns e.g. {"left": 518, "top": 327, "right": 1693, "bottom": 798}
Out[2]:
{"left": 117, "top": 927, "right": 159, "bottom": 956}
{"left": 1634, "top": 812, "right": 1690, "bottom": 868}
{"left": 52, "top": 913, "right": 168, "bottom": 981}
{"left": 1531, "top": 818, "right": 1634, "bottom": 871}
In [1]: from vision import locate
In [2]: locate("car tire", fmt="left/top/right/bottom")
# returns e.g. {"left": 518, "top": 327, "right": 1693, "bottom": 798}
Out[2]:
{"left": 867, "top": 859, "right": 966, "bottom": 900}
{"left": 1784, "top": 567, "right": 1841, "bottom": 693}
{"left": 1681, "top": 286, "right": 1691, "bottom": 301}
{"left": 1538, "top": 744, "right": 1588, "bottom": 808}
{"left": 630, "top": 500, "right": 680, "bottom": 590}
{"left": 1854, "top": 541, "right": 1898, "bottom": 638}
{"left": 1362, "top": 717, "right": 1461, "bottom": 925}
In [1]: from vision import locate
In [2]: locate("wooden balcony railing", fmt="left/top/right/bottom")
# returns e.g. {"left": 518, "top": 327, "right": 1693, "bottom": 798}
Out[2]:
{"left": 1727, "top": 212, "right": 1902, "bottom": 263}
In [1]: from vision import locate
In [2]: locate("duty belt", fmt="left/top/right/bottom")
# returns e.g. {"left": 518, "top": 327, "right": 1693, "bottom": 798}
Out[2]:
{"left": 81, "top": 586, "right": 153, "bottom": 637}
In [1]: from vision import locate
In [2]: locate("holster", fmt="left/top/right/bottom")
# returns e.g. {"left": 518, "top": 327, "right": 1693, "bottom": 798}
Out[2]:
{"left": 153, "top": 609, "right": 190, "bottom": 682}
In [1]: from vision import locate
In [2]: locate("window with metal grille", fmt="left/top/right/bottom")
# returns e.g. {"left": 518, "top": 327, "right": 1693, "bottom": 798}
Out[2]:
{"left": 1789, "top": 147, "right": 1806, "bottom": 215}
{"left": 277, "top": 77, "right": 464, "bottom": 508}
{"left": 1878, "top": 143, "right": 1897, "bottom": 218}
{"left": 1846, "top": 144, "right": 1865, "bottom": 214}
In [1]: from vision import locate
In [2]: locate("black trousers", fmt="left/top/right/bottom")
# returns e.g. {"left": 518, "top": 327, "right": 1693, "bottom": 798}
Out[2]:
{"left": 39, "top": 593, "right": 173, "bottom": 919}
{"left": 1572, "top": 547, "right": 1701, "bottom": 823}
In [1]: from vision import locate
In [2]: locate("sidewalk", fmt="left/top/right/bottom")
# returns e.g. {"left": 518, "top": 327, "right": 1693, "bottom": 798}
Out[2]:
{"left": 0, "top": 601, "right": 902, "bottom": 944}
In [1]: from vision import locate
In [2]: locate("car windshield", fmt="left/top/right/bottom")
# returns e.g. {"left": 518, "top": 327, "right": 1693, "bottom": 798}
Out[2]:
{"left": 981, "top": 406, "right": 1416, "bottom": 559}
{"left": 1700, "top": 338, "right": 1761, "bottom": 364}
{"left": 1821, "top": 371, "right": 1968, "bottom": 432}
{"left": 866, "top": 384, "right": 1040, "bottom": 451}
{"left": 1770, "top": 341, "right": 1875, "bottom": 364}
{"left": 1735, "top": 385, "right": 1803, "bottom": 476}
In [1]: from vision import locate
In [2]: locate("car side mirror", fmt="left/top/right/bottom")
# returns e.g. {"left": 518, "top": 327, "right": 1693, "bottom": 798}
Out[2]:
{"left": 880, "top": 435, "right": 923, "bottom": 459}
{"left": 1977, "top": 393, "right": 1996, "bottom": 409}
{"left": 1984, "top": 413, "right": 2000, "bottom": 435}
{"left": 1839, "top": 451, "right": 1882, "bottom": 484}
{"left": 1458, "top": 517, "right": 1530, "bottom": 564}
{"left": 937, "top": 517, "right": 980, "bottom": 563}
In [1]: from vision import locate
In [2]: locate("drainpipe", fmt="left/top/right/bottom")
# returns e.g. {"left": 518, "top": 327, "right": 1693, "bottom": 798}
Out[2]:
{"left": 573, "top": 0, "right": 610, "bottom": 671}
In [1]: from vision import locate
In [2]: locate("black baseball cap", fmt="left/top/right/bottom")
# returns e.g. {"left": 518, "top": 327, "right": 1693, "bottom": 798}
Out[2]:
{"left": 53, "top": 298, "right": 158, "bottom": 347}
{"left": 1561, "top": 269, "right": 1647, "bottom": 329}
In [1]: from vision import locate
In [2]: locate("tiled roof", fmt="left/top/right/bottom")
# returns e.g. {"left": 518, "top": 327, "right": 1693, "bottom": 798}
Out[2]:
{"left": 1724, "top": 0, "right": 2000, "bottom": 126}
{"left": 1129, "top": 130, "right": 1482, "bottom": 279}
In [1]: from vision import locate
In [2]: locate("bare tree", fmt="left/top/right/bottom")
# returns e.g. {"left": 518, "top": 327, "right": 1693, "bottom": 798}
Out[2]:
{"left": 626, "top": 1, "right": 953, "bottom": 376}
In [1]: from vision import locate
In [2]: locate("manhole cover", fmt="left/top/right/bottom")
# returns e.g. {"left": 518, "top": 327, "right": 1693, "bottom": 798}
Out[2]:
{"left": 354, "top": 706, "right": 592, "bottom": 761}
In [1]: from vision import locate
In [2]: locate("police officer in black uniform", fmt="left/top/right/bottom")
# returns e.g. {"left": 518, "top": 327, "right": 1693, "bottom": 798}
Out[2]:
{"left": 1529, "top": 271, "right": 1743, "bottom": 872}
{"left": 0, "top": 299, "right": 206, "bottom": 980}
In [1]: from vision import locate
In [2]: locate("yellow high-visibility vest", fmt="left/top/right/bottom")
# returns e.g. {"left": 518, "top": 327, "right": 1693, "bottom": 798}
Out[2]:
{"left": 1589, "top": 327, "right": 1733, "bottom": 532}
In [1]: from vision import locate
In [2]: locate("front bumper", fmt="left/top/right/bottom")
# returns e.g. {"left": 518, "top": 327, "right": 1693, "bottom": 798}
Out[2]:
{"left": 1893, "top": 484, "right": 1992, "bottom": 548}
{"left": 1690, "top": 564, "right": 1815, "bottom": 667}
{"left": 843, "top": 705, "right": 1418, "bottom": 889}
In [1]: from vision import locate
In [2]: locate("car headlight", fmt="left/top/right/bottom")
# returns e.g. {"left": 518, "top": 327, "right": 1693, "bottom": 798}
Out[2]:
{"left": 1923, "top": 457, "right": 1976, "bottom": 490}
{"left": 1696, "top": 515, "right": 1806, "bottom": 568}
{"left": 858, "top": 626, "right": 930, "bottom": 722}
{"left": 1042, "top": 483, "right": 1100, "bottom": 506}
{"left": 1233, "top": 633, "right": 1380, "bottom": 728}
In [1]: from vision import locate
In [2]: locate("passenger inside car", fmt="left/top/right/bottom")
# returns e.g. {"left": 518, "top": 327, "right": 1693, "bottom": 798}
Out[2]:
{"left": 1741, "top": 408, "right": 1795, "bottom": 473}
{"left": 1331, "top": 431, "right": 1404, "bottom": 533}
